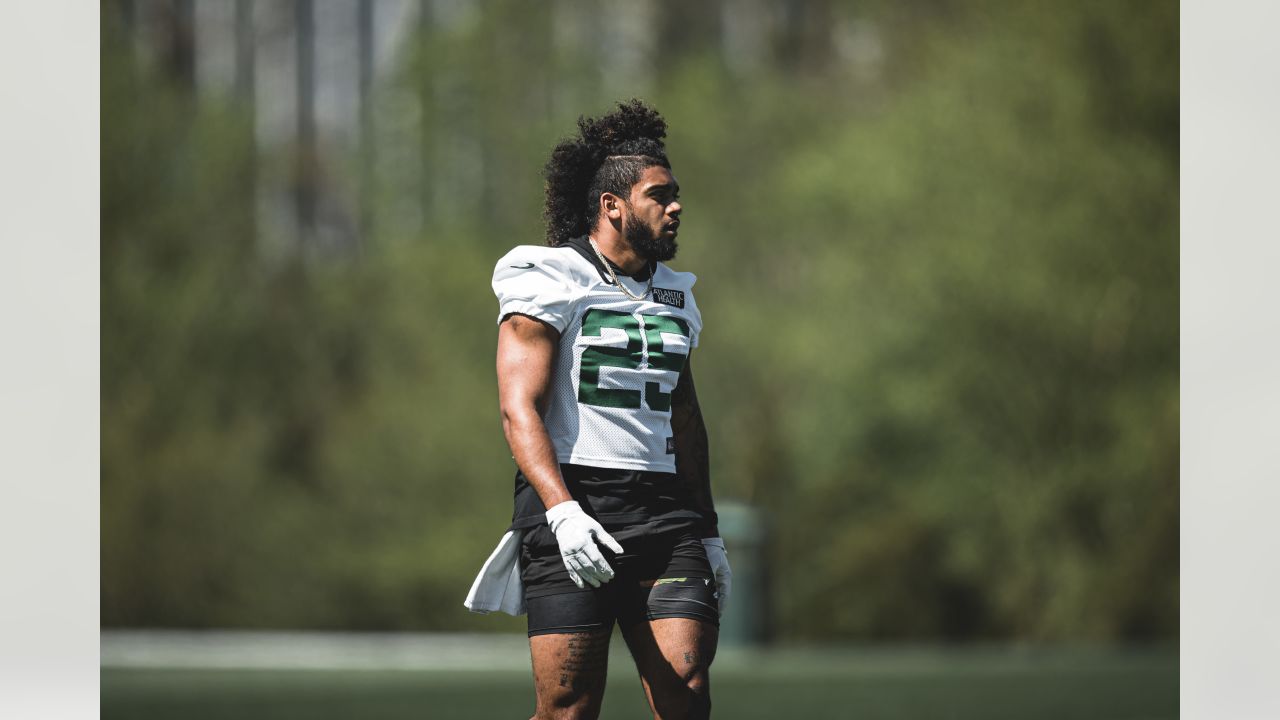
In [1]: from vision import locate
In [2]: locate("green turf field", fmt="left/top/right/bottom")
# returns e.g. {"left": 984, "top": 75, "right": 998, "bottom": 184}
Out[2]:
{"left": 102, "top": 645, "right": 1177, "bottom": 719}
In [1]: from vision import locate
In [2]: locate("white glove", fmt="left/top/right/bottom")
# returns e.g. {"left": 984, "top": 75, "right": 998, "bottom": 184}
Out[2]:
{"left": 545, "top": 501, "right": 625, "bottom": 589}
{"left": 702, "top": 537, "right": 732, "bottom": 613}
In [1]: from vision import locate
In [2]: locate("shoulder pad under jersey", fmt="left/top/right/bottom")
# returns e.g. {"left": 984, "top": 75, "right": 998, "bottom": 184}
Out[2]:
{"left": 492, "top": 245, "right": 592, "bottom": 333}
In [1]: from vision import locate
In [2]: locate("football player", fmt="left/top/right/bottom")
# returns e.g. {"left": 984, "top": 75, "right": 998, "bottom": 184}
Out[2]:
{"left": 465, "top": 99, "right": 730, "bottom": 720}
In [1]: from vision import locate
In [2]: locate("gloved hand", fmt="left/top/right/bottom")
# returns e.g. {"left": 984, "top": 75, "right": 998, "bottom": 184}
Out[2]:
{"left": 701, "top": 537, "right": 732, "bottom": 613}
{"left": 545, "top": 501, "right": 625, "bottom": 589}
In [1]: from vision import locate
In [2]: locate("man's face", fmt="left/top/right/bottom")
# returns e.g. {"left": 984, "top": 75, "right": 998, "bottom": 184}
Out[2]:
{"left": 621, "top": 165, "right": 682, "bottom": 262}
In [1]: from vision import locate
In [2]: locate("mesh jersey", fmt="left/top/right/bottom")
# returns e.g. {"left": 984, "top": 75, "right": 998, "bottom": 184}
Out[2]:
{"left": 493, "top": 243, "right": 702, "bottom": 474}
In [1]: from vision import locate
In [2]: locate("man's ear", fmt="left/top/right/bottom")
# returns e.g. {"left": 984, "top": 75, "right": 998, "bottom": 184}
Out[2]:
{"left": 601, "top": 192, "right": 624, "bottom": 221}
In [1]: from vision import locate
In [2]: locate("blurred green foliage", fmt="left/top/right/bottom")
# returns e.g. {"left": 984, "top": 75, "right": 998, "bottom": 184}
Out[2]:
{"left": 102, "top": 0, "right": 1177, "bottom": 641}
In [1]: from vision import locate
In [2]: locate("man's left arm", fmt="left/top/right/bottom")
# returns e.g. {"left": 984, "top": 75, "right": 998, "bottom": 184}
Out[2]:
{"left": 671, "top": 357, "right": 716, "bottom": 537}
{"left": 671, "top": 357, "right": 732, "bottom": 610}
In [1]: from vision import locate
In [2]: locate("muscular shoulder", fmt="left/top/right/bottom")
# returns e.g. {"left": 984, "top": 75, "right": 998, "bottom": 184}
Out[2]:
{"left": 492, "top": 245, "right": 596, "bottom": 333}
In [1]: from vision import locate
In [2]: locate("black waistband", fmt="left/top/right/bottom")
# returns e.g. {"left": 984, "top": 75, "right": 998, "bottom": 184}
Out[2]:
{"left": 509, "top": 463, "right": 705, "bottom": 533}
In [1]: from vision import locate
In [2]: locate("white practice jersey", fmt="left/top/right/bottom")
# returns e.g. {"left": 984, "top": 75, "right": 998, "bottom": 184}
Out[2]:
{"left": 493, "top": 244, "right": 703, "bottom": 473}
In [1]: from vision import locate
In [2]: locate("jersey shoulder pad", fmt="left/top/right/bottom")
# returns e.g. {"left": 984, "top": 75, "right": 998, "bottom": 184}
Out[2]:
{"left": 653, "top": 264, "right": 703, "bottom": 346}
{"left": 653, "top": 264, "right": 698, "bottom": 293}
{"left": 492, "top": 245, "right": 592, "bottom": 333}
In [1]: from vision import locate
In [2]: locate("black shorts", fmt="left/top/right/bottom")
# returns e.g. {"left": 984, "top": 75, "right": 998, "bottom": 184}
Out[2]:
{"left": 521, "top": 527, "right": 719, "bottom": 636}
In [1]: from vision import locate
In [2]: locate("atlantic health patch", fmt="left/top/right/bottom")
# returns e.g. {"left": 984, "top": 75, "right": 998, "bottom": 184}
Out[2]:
{"left": 652, "top": 287, "right": 685, "bottom": 308}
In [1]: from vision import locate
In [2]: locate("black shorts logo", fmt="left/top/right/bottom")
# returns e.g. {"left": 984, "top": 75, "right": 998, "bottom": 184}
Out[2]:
{"left": 652, "top": 288, "right": 685, "bottom": 308}
{"left": 666, "top": 437, "right": 676, "bottom": 454}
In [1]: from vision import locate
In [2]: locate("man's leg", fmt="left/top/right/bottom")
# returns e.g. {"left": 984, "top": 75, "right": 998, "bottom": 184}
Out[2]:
{"left": 529, "top": 628, "right": 612, "bottom": 720}
{"left": 620, "top": 617, "right": 718, "bottom": 720}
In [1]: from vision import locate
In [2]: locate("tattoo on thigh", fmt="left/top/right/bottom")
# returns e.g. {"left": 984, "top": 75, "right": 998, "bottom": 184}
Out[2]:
{"left": 683, "top": 650, "right": 699, "bottom": 666}
{"left": 558, "top": 633, "right": 609, "bottom": 693}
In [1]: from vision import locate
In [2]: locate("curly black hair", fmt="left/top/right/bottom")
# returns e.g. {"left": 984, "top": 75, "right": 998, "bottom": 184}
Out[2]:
{"left": 543, "top": 99, "right": 670, "bottom": 246}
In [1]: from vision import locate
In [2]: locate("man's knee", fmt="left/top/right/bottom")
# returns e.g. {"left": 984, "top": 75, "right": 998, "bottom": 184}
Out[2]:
{"left": 650, "top": 668, "right": 710, "bottom": 720}
{"left": 533, "top": 686, "right": 605, "bottom": 720}
{"left": 532, "top": 703, "right": 600, "bottom": 720}
{"left": 529, "top": 702, "right": 593, "bottom": 712}
{"left": 684, "top": 665, "right": 709, "bottom": 691}
{"left": 683, "top": 669, "right": 711, "bottom": 720}
{"left": 534, "top": 675, "right": 606, "bottom": 720}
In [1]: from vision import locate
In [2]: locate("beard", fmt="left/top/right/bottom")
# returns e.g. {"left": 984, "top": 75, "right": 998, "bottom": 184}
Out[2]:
{"left": 623, "top": 213, "right": 678, "bottom": 262}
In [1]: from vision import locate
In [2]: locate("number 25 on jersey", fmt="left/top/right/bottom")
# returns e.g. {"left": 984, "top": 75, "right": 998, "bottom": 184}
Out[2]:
{"left": 577, "top": 308, "right": 689, "bottom": 412}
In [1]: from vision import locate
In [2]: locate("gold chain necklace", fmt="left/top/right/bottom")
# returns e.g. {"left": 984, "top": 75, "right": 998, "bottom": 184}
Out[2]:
{"left": 589, "top": 238, "right": 653, "bottom": 301}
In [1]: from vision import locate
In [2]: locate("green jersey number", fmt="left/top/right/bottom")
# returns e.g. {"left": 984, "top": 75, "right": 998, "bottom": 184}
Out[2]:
{"left": 578, "top": 308, "right": 690, "bottom": 411}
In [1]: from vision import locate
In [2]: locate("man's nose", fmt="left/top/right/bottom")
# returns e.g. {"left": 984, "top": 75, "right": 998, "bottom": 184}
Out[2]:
{"left": 668, "top": 200, "right": 682, "bottom": 217}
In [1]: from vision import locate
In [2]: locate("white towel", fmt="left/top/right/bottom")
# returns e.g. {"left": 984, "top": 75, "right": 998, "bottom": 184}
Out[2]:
{"left": 463, "top": 529, "right": 526, "bottom": 616}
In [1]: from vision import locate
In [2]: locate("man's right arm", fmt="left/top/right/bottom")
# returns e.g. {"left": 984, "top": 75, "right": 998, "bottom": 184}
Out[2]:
{"left": 496, "top": 313, "right": 572, "bottom": 510}
{"left": 496, "top": 312, "right": 624, "bottom": 589}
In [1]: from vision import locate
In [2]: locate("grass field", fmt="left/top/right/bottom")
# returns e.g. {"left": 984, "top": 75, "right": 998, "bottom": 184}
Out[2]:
{"left": 102, "top": 638, "right": 1177, "bottom": 719}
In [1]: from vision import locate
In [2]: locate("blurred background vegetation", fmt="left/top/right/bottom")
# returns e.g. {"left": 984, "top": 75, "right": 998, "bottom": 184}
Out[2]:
{"left": 102, "top": 0, "right": 1177, "bottom": 643}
